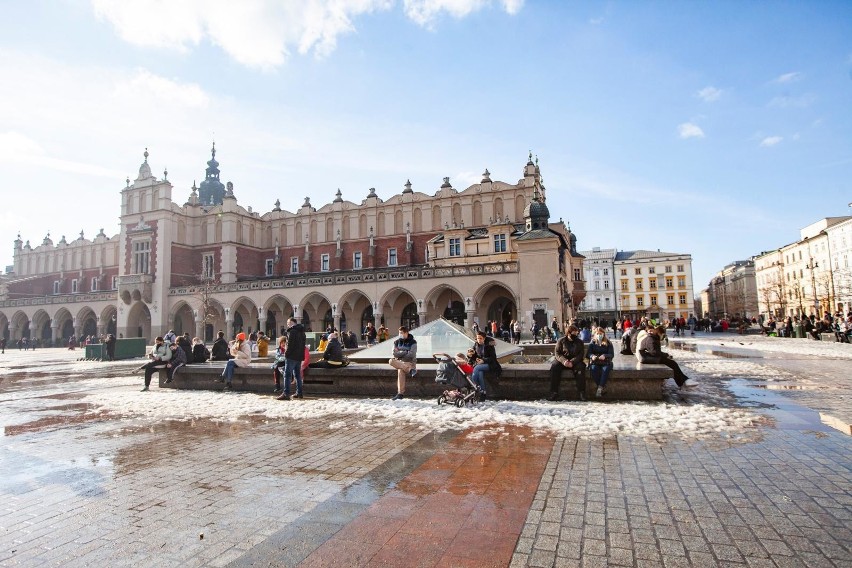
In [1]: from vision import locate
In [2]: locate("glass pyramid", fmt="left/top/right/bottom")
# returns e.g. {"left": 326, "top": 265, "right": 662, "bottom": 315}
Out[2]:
{"left": 347, "top": 317, "right": 522, "bottom": 363}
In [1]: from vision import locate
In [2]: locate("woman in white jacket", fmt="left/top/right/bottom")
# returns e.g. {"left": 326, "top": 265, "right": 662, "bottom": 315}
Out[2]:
{"left": 220, "top": 332, "right": 251, "bottom": 391}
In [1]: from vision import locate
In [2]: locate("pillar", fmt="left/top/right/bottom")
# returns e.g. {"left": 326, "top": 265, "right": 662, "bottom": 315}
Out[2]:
{"left": 51, "top": 322, "right": 60, "bottom": 345}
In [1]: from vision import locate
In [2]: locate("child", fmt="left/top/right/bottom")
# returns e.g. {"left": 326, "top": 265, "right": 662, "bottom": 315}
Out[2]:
{"left": 271, "top": 336, "right": 287, "bottom": 394}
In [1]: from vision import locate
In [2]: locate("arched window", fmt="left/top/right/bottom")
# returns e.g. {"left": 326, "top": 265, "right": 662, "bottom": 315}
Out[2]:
{"left": 473, "top": 200, "right": 483, "bottom": 225}
{"left": 377, "top": 212, "right": 386, "bottom": 236}
{"left": 432, "top": 206, "right": 441, "bottom": 230}
{"left": 413, "top": 208, "right": 422, "bottom": 232}
{"left": 401, "top": 302, "right": 419, "bottom": 330}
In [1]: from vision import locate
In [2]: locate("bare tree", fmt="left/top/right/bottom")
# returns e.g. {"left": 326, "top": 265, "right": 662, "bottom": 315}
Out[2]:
{"left": 194, "top": 274, "right": 221, "bottom": 335}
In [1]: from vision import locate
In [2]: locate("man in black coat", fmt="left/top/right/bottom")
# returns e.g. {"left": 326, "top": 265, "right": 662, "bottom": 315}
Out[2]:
{"left": 211, "top": 331, "right": 232, "bottom": 361}
{"left": 548, "top": 324, "right": 586, "bottom": 401}
{"left": 277, "top": 317, "right": 306, "bottom": 400}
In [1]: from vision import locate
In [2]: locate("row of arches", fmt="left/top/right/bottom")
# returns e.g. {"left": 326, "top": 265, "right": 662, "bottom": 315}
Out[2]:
{"left": 0, "top": 304, "right": 117, "bottom": 344}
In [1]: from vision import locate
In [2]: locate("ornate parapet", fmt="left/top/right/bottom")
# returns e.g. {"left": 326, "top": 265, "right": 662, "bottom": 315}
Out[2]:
{"left": 0, "top": 292, "right": 118, "bottom": 308}
{"left": 168, "top": 262, "right": 520, "bottom": 296}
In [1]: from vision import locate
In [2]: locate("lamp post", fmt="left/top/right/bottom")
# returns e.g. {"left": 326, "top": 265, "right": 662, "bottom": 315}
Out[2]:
{"left": 805, "top": 259, "right": 819, "bottom": 316}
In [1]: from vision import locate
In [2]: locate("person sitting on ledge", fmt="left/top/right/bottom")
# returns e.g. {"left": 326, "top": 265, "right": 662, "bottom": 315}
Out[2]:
{"left": 548, "top": 324, "right": 586, "bottom": 401}
{"left": 309, "top": 332, "right": 348, "bottom": 368}
{"left": 211, "top": 331, "right": 232, "bottom": 361}
{"left": 389, "top": 326, "right": 417, "bottom": 401}
{"left": 220, "top": 332, "right": 251, "bottom": 391}
{"left": 471, "top": 330, "right": 501, "bottom": 400}
{"left": 638, "top": 325, "right": 697, "bottom": 389}
{"left": 138, "top": 336, "right": 172, "bottom": 392}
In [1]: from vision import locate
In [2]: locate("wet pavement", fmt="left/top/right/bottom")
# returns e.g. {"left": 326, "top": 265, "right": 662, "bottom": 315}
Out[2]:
{"left": 0, "top": 340, "right": 850, "bottom": 567}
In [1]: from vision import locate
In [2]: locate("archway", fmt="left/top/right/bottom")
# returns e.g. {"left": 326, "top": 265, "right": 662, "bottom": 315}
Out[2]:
{"left": 338, "top": 290, "right": 372, "bottom": 335}
{"left": 31, "top": 310, "right": 52, "bottom": 343}
{"left": 0, "top": 312, "right": 8, "bottom": 341}
{"left": 127, "top": 302, "right": 152, "bottom": 341}
{"left": 379, "top": 287, "right": 417, "bottom": 330}
{"left": 264, "top": 294, "right": 294, "bottom": 337}
{"left": 10, "top": 311, "right": 30, "bottom": 341}
{"left": 53, "top": 307, "right": 74, "bottom": 342}
{"left": 401, "top": 302, "right": 419, "bottom": 330}
{"left": 170, "top": 301, "right": 195, "bottom": 336}
{"left": 76, "top": 307, "right": 98, "bottom": 339}
{"left": 100, "top": 305, "right": 118, "bottom": 336}
{"left": 476, "top": 282, "right": 518, "bottom": 330}
{"left": 301, "top": 292, "right": 331, "bottom": 333}
{"left": 230, "top": 297, "right": 259, "bottom": 335}
{"left": 425, "top": 285, "right": 465, "bottom": 324}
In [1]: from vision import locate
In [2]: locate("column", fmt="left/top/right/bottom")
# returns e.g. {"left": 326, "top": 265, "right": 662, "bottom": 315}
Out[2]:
{"left": 51, "top": 322, "right": 60, "bottom": 346}
{"left": 417, "top": 299, "right": 427, "bottom": 327}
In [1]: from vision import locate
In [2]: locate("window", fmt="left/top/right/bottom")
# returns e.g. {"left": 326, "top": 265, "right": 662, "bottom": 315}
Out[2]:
{"left": 635, "top": 268, "right": 642, "bottom": 275}
{"left": 666, "top": 277, "right": 673, "bottom": 288}
{"left": 493, "top": 234, "right": 506, "bottom": 253}
{"left": 53, "top": 281, "right": 60, "bottom": 294}
{"left": 291, "top": 257, "right": 299, "bottom": 274}
{"left": 133, "top": 240, "right": 150, "bottom": 274}
{"left": 603, "top": 268, "right": 609, "bottom": 276}
{"left": 594, "top": 281, "right": 600, "bottom": 290}
{"left": 621, "top": 280, "right": 629, "bottom": 291}
{"left": 111, "top": 276, "right": 118, "bottom": 289}
{"left": 91, "top": 277, "right": 98, "bottom": 292}
{"left": 798, "top": 251, "right": 802, "bottom": 260}
{"left": 265, "top": 259, "right": 274, "bottom": 276}
{"left": 635, "top": 279, "right": 643, "bottom": 291}
{"left": 678, "top": 277, "right": 685, "bottom": 287}
{"left": 649, "top": 278, "right": 657, "bottom": 290}
{"left": 449, "top": 238, "right": 461, "bottom": 257}
{"left": 574, "top": 268, "right": 581, "bottom": 281}
{"left": 604, "top": 280, "right": 610, "bottom": 290}
{"left": 604, "top": 298, "right": 610, "bottom": 307}
{"left": 667, "top": 294, "right": 675, "bottom": 305}
{"left": 649, "top": 267, "right": 655, "bottom": 274}
{"left": 620, "top": 268, "right": 627, "bottom": 276}
{"left": 677, "top": 264, "right": 684, "bottom": 272}
{"left": 388, "top": 248, "right": 398, "bottom": 267}
{"left": 71, "top": 279, "right": 78, "bottom": 293}
{"left": 203, "top": 253, "right": 215, "bottom": 279}
{"left": 665, "top": 265, "right": 672, "bottom": 273}
{"left": 679, "top": 294, "right": 687, "bottom": 305}
{"left": 353, "top": 251, "right": 362, "bottom": 269}
{"left": 595, "top": 298, "right": 601, "bottom": 307}
{"left": 321, "top": 254, "right": 330, "bottom": 272}
{"left": 637, "top": 296, "right": 645, "bottom": 307}
{"left": 651, "top": 296, "right": 658, "bottom": 306}
{"left": 593, "top": 269, "right": 600, "bottom": 277}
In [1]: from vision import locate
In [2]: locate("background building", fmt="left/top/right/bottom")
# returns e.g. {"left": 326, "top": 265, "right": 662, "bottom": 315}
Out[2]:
{"left": 703, "top": 260, "right": 758, "bottom": 320}
{"left": 0, "top": 149, "right": 586, "bottom": 344}
{"left": 614, "top": 250, "right": 695, "bottom": 322}
{"left": 577, "top": 248, "right": 616, "bottom": 322}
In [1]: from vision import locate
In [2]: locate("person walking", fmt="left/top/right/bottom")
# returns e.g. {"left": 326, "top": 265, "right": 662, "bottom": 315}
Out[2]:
{"left": 389, "top": 326, "right": 417, "bottom": 400}
{"left": 548, "top": 325, "right": 587, "bottom": 401}
{"left": 277, "top": 317, "right": 306, "bottom": 400}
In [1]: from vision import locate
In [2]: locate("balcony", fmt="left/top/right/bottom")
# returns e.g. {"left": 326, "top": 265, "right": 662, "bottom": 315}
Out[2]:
{"left": 118, "top": 274, "right": 153, "bottom": 304}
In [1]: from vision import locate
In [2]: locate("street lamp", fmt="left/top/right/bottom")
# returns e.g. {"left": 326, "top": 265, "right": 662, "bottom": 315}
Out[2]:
{"left": 805, "top": 259, "right": 819, "bottom": 316}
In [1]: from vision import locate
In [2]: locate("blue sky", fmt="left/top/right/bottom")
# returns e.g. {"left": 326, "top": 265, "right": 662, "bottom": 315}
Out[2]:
{"left": 1, "top": 0, "right": 850, "bottom": 289}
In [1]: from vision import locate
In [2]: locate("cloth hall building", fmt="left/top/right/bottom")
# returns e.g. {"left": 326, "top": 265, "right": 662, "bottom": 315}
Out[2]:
{"left": 0, "top": 148, "right": 586, "bottom": 345}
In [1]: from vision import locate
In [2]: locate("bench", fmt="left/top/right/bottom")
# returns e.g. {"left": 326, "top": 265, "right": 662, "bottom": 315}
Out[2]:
{"left": 159, "top": 353, "right": 673, "bottom": 401}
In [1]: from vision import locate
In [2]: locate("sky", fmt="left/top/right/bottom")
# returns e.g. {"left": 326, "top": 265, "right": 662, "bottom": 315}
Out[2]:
{"left": 1, "top": 0, "right": 851, "bottom": 289}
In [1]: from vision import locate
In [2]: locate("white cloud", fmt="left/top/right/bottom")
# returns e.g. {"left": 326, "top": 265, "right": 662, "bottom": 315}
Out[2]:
{"left": 759, "top": 136, "right": 783, "bottom": 147}
{"left": 768, "top": 94, "right": 816, "bottom": 108}
{"left": 114, "top": 69, "right": 210, "bottom": 108}
{"left": 678, "top": 123, "right": 705, "bottom": 139}
{"left": 773, "top": 71, "right": 803, "bottom": 83}
{"left": 92, "top": 0, "right": 523, "bottom": 69}
{"left": 696, "top": 86, "right": 722, "bottom": 102}
{"left": 589, "top": 16, "right": 604, "bottom": 25}
{"left": 0, "top": 131, "right": 125, "bottom": 178}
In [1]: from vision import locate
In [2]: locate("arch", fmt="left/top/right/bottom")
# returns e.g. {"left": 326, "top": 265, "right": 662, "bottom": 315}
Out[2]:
{"left": 100, "top": 305, "right": 118, "bottom": 336}
{"left": 494, "top": 197, "right": 504, "bottom": 220}
{"left": 401, "top": 302, "right": 419, "bottom": 330}
{"left": 126, "top": 302, "right": 151, "bottom": 341}
{"left": 279, "top": 223, "right": 287, "bottom": 247}
{"left": 236, "top": 221, "right": 243, "bottom": 244}
{"left": 378, "top": 287, "right": 417, "bottom": 329}
{"left": 359, "top": 214, "right": 367, "bottom": 239}
{"left": 326, "top": 216, "right": 334, "bottom": 242}
{"left": 342, "top": 215, "right": 351, "bottom": 240}
{"left": 264, "top": 294, "right": 294, "bottom": 337}
{"left": 31, "top": 309, "right": 52, "bottom": 342}
{"left": 300, "top": 291, "right": 332, "bottom": 333}
{"left": 249, "top": 224, "right": 256, "bottom": 246}
{"left": 310, "top": 219, "right": 318, "bottom": 243}
{"left": 424, "top": 284, "right": 465, "bottom": 325}
{"left": 295, "top": 221, "right": 303, "bottom": 243}
{"left": 475, "top": 281, "right": 518, "bottom": 329}
{"left": 230, "top": 296, "right": 259, "bottom": 335}
{"left": 515, "top": 194, "right": 525, "bottom": 221}
{"left": 177, "top": 220, "right": 186, "bottom": 243}
{"left": 0, "top": 312, "right": 8, "bottom": 341}
{"left": 452, "top": 202, "right": 462, "bottom": 225}
{"left": 215, "top": 218, "right": 223, "bottom": 241}
{"left": 432, "top": 206, "right": 441, "bottom": 230}
{"left": 473, "top": 200, "right": 483, "bottom": 226}
{"left": 75, "top": 306, "right": 98, "bottom": 339}
{"left": 394, "top": 210, "right": 403, "bottom": 234}
{"left": 413, "top": 207, "right": 422, "bottom": 232}
{"left": 264, "top": 225, "right": 272, "bottom": 248}
{"left": 9, "top": 311, "right": 30, "bottom": 341}
{"left": 338, "top": 289, "right": 373, "bottom": 333}
{"left": 377, "top": 212, "right": 386, "bottom": 236}
{"left": 170, "top": 301, "right": 195, "bottom": 336}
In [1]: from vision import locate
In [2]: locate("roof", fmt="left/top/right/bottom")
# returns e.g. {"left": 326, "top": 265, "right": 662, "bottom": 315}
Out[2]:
{"left": 614, "top": 250, "right": 690, "bottom": 261}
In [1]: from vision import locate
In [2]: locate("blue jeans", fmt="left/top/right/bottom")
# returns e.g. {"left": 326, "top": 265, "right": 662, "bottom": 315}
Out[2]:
{"left": 222, "top": 360, "right": 238, "bottom": 383}
{"left": 471, "top": 363, "right": 490, "bottom": 393}
{"left": 590, "top": 364, "right": 612, "bottom": 387}
{"left": 284, "top": 358, "right": 303, "bottom": 396}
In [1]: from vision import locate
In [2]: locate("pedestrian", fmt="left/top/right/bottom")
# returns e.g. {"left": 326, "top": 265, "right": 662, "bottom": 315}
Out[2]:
{"left": 548, "top": 325, "right": 587, "bottom": 401}
{"left": 271, "top": 336, "right": 287, "bottom": 394}
{"left": 364, "top": 322, "right": 377, "bottom": 346}
{"left": 276, "top": 317, "right": 306, "bottom": 400}
{"left": 138, "top": 336, "right": 172, "bottom": 391}
{"left": 309, "top": 332, "right": 349, "bottom": 368}
{"left": 104, "top": 333, "right": 116, "bottom": 361}
{"left": 389, "top": 326, "right": 417, "bottom": 400}
{"left": 377, "top": 323, "right": 390, "bottom": 342}
{"left": 0, "top": 337, "right": 5, "bottom": 354}
{"left": 164, "top": 329, "right": 177, "bottom": 344}
{"left": 551, "top": 316, "right": 560, "bottom": 340}
{"left": 588, "top": 327, "right": 613, "bottom": 398}
{"left": 220, "top": 332, "right": 251, "bottom": 391}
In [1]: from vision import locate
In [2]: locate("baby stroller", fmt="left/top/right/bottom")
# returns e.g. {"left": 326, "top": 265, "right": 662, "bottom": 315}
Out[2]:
{"left": 434, "top": 354, "right": 482, "bottom": 407}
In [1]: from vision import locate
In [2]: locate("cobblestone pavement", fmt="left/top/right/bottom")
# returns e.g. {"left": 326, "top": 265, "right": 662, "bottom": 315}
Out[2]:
{"left": 0, "top": 346, "right": 850, "bottom": 567}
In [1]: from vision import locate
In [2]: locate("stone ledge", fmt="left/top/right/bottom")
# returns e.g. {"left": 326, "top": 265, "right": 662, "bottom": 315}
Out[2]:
{"left": 160, "top": 354, "right": 672, "bottom": 401}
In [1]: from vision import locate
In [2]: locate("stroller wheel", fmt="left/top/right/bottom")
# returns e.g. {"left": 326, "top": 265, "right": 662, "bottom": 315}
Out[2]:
{"left": 455, "top": 398, "right": 465, "bottom": 408}
{"left": 437, "top": 395, "right": 446, "bottom": 405}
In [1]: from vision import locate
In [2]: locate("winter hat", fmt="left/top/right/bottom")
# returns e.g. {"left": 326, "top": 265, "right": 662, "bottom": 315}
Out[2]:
{"left": 236, "top": 332, "right": 246, "bottom": 341}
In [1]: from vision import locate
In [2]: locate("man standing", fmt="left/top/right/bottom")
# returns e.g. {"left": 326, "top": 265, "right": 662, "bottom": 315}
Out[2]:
{"left": 389, "top": 326, "right": 417, "bottom": 400}
{"left": 277, "top": 317, "right": 306, "bottom": 400}
{"left": 104, "top": 334, "right": 116, "bottom": 361}
{"left": 548, "top": 324, "right": 587, "bottom": 401}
